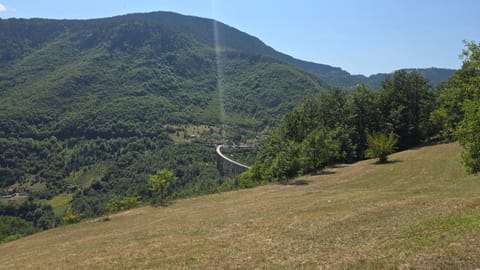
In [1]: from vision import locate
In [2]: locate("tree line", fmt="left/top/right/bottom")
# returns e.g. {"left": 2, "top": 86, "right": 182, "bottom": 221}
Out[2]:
{"left": 242, "top": 41, "right": 480, "bottom": 185}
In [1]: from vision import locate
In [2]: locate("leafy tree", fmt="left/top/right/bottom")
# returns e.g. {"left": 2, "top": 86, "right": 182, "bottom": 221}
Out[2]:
{"left": 380, "top": 70, "right": 434, "bottom": 149}
{"left": 299, "top": 128, "right": 340, "bottom": 174}
{"left": 348, "top": 85, "right": 382, "bottom": 158}
{"left": 148, "top": 169, "right": 177, "bottom": 205}
{"left": 433, "top": 41, "right": 480, "bottom": 173}
{"left": 0, "top": 216, "right": 37, "bottom": 243}
{"left": 268, "top": 141, "right": 300, "bottom": 182}
{"left": 365, "top": 132, "right": 398, "bottom": 164}
{"left": 456, "top": 99, "right": 480, "bottom": 173}
{"left": 107, "top": 196, "right": 141, "bottom": 213}
{"left": 236, "top": 169, "right": 256, "bottom": 188}
{"left": 62, "top": 206, "right": 81, "bottom": 224}
{"left": 431, "top": 41, "right": 480, "bottom": 139}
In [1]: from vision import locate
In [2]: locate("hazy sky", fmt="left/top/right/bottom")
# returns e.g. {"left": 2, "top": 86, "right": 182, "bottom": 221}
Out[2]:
{"left": 1, "top": 0, "right": 478, "bottom": 75}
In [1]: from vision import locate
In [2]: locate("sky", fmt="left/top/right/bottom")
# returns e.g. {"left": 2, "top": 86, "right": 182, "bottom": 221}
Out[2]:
{"left": 0, "top": 0, "right": 479, "bottom": 76}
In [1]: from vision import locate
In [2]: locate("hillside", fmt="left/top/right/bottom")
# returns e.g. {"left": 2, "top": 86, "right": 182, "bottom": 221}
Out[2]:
{"left": 0, "top": 15, "right": 327, "bottom": 135}
{"left": 109, "top": 12, "right": 455, "bottom": 89}
{"left": 1, "top": 143, "right": 479, "bottom": 269}
{"left": 0, "top": 13, "right": 327, "bottom": 214}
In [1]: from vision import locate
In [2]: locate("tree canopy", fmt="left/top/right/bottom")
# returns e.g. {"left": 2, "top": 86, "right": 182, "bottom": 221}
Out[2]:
{"left": 148, "top": 169, "right": 177, "bottom": 205}
{"left": 246, "top": 69, "right": 437, "bottom": 183}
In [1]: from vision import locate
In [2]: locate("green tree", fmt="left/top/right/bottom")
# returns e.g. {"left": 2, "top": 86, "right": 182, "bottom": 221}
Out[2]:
{"left": 348, "top": 85, "right": 384, "bottom": 158}
{"left": 62, "top": 206, "right": 81, "bottom": 224}
{"left": 365, "top": 132, "right": 398, "bottom": 164}
{"left": 148, "top": 169, "right": 177, "bottom": 205}
{"left": 433, "top": 41, "right": 480, "bottom": 173}
{"left": 299, "top": 128, "right": 340, "bottom": 174}
{"left": 431, "top": 41, "right": 480, "bottom": 139}
{"left": 381, "top": 70, "right": 434, "bottom": 149}
{"left": 456, "top": 99, "right": 480, "bottom": 173}
{"left": 0, "top": 216, "right": 37, "bottom": 243}
{"left": 107, "top": 196, "right": 140, "bottom": 214}
{"left": 269, "top": 141, "right": 300, "bottom": 182}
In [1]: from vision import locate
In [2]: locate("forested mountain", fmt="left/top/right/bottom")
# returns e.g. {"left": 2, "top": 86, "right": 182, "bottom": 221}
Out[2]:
{"left": 104, "top": 12, "right": 454, "bottom": 89}
{"left": 0, "top": 14, "right": 327, "bottom": 134}
{"left": 0, "top": 11, "right": 328, "bottom": 238}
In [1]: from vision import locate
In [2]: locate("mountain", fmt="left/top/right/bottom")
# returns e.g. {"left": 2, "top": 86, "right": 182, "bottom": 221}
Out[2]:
{"left": 110, "top": 12, "right": 454, "bottom": 89}
{"left": 0, "top": 14, "right": 328, "bottom": 135}
{"left": 0, "top": 12, "right": 329, "bottom": 224}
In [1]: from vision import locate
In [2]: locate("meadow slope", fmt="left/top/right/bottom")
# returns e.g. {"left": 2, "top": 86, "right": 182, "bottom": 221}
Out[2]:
{"left": 0, "top": 143, "right": 479, "bottom": 269}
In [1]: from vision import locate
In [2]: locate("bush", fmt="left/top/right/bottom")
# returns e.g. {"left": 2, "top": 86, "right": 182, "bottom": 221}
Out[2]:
{"left": 365, "top": 132, "right": 398, "bottom": 163}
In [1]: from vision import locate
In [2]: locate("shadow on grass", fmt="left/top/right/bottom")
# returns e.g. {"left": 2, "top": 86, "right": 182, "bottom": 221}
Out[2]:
{"left": 329, "top": 164, "right": 348, "bottom": 169}
{"left": 372, "top": 159, "right": 402, "bottom": 165}
{"left": 285, "top": 179, "right": 311, "bottom": 186}
{"left": 311, "top": 170, "right": 336, "bottom": 176}
{"left": 98, "top": 217, "right": 111, "bottom": 222}
{"left": 151, "top": 201, "right": 176, "bottom": 208}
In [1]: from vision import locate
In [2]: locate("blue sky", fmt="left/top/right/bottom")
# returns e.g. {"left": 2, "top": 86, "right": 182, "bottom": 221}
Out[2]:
{"left": 0, "top": 0, "right": 478, "bottom": 75}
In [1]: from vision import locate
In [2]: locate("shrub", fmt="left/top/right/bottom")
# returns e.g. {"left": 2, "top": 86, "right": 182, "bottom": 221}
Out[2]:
{"left": 365, "top": 132, "right": 398, "bottom": 163}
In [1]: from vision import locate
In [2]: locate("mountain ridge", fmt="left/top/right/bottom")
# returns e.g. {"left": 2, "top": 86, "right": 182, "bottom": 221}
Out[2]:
{"left": 110, "top": 11, "right": 455, "bottom": 89}
{"left": 0, "top": 10, "right": 329, "bottom": 219}
{"left": 1, "top": 11, "right": 455, "bottom": 89}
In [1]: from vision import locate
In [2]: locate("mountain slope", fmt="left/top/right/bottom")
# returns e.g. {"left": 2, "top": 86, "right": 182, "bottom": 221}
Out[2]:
{"left": 0, "top": 13, "right": 327, "bottom": 217}
{"left": 0, "top": 143, "right": 478, "bottom": 269}
{"left": 112, "top": 12, "right": 454, "bottom": 89}
{"left": 0, "top": 16, "right": 327, "bottom": 138}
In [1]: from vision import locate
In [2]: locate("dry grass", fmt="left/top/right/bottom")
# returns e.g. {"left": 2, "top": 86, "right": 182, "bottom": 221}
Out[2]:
{"left": 1, "top": 143, "right": 479, "bottom": 269}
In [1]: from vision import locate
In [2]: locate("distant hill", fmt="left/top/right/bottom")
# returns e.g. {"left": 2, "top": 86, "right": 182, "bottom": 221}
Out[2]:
{"left": 359, "top": 67, "right": 456, "bottom": 89}
{"left": 114, "top": 12, "right": 454, "bottom": 89}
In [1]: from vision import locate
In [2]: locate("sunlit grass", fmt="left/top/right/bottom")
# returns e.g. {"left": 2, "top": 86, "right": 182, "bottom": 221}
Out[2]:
{"left": 41, "top": 193, "right": 73, "bottom": 216}
{"left": 167, "top": 124, "right": 220, "bottom": 143}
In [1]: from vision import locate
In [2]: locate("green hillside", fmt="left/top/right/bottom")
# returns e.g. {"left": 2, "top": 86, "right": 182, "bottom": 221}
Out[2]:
{"left": 110, "top": 12, "right": 454, "bottom": 89}
{"left": 0, "top": 13, "right": 327, "bottom": 229}
{"left": 0, "top": 143, "right": 478, "bottom": 269}
{"left": 0, "top": 16, "right": 326, "bottom": 136}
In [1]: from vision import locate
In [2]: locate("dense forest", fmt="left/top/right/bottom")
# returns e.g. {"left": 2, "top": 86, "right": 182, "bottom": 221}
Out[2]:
{"left": 0, "top": 11, "right": 469, "bottom": 242}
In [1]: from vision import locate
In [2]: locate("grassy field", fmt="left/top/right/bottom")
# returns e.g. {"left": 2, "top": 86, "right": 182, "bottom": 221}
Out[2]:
{"left": 167, "top": 125, "right": 221, "bottom": 143}
{"left": 40, "top": 193, "right": 73, "bottom": 216}
{"left": 66, "top": 162, "right": 111, "bottom": 189}
{"left": 0, "top": 143, "right": 479, "bottom": 269}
